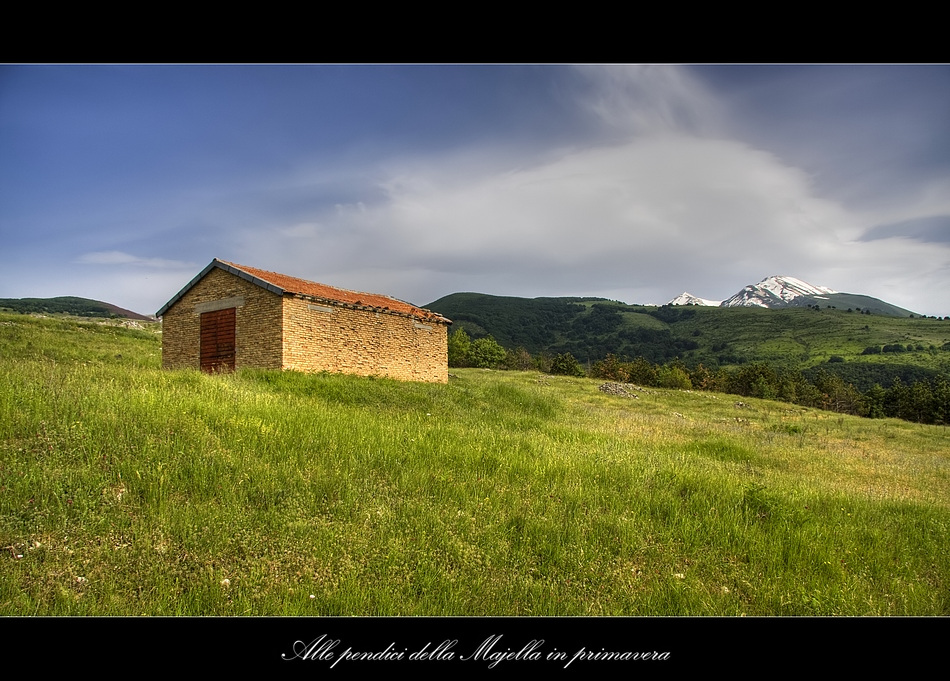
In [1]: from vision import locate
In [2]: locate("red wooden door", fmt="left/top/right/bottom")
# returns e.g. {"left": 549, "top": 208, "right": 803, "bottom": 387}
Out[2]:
{"left": 200, "top": 307, "right": 236, "bottom": 373}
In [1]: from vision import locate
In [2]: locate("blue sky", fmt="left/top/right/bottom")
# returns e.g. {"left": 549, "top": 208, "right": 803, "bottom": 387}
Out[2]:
{"left": 2, "top": 64, "right": 949, "bottom": 316}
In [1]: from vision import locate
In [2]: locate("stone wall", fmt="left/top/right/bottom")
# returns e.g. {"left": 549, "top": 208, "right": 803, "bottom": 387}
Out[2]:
{"left": 161, "top": 267, "right": 283, "bottom": 371}
{"left": 281, "top": 294, "right": 449, "bottom": 383}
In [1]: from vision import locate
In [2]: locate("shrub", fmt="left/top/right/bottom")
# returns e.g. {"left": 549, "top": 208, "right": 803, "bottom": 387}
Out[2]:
{"left": 549, "top": 352, "right": 584, "bottom": 377}
{"left": 657, "top": 366, "right": 692, "bottom": 390}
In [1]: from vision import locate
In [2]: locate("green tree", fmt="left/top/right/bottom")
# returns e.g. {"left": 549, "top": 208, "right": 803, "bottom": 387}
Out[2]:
{"left": 931, "top": 378, "right": 950, "bottom": 425}
{"left": 627, "top": 357, "right": 659, "bottom": 386}
{"left": 730, "top": 363, "right": 778, "bottom": 399}
{"left": 883, "top": 378, "right": 907, "bottom": 419}
{"left": 906, "top": 381, "right": 935, "bottom": 423}
{"left": 864, "top": 384, "right": 887, "bottom": 419}
{"left": 549, "top": 352, "right": 584, "bottom": 376}
{"left": 470, "top": 336, "right": 507, "bottom": 369}
{"left": 533, "top": 351, "right": 554, "bottom": 374}
{"left": 447, "top": 328, "right": 472, "bottom": 368}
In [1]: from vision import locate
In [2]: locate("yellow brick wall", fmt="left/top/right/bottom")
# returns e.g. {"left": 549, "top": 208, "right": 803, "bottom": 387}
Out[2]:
{"left": 161, "top": 268, "right": 283, "bottom": 370}
{"left": 282, "top": 295, "right": 449, "bottom": 383}
{"left": 161, "top": 268, "right": 449, "bottom": 382}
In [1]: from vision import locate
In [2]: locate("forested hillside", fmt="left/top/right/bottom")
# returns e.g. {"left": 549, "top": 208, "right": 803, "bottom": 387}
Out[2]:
{"left": 429, "top": 292, "right": 950, "bottom": 372}
{"left": 431, "top": 293, "right": 950, "bottom": 425}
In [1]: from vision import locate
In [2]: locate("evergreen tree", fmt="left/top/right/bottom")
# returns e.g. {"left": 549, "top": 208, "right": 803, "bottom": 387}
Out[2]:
{"left": 931, "top": 378, "right": 950, "bottom": 425}
{"left": 627, "top": 357, "right": 659, "bottom": 386}
{"left": 864, "top": 384, "right": 887, "bottom": 418}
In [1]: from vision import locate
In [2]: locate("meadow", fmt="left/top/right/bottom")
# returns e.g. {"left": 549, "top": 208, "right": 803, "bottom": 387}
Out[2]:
{"left": 1, "top": 312, "right": 948, "bottom": 615}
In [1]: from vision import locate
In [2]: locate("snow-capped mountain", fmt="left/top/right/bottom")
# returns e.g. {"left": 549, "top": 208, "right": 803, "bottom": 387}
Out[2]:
{"left": 665, "top": 275, "right": 916, "bottom": 316}
{"left": 720, "top": 276, "right": 836, "bottom": 309}
{"left": 667, "top": 292, "right": 722, "bottom": 307}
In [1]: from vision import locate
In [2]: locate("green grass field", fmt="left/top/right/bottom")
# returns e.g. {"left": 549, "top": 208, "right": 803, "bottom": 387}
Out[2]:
{"left": 1, "top": 312, "right": 948, "bottom": 615}
{"left": 671, "top": 306, "right": 950, "bottom": 368}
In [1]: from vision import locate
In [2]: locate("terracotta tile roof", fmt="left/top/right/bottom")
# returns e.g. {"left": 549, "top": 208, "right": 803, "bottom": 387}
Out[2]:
{"left": 216, "top": 260, "right": 450, "bottom": 323}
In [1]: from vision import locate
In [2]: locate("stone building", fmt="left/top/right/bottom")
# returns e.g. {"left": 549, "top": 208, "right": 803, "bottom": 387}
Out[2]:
{"left": 157, "top": 259, "right": 451, "bottom": 383}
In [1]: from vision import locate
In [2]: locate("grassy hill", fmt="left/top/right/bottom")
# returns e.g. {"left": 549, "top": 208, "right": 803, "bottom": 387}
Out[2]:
{"left": 0, "top": 296, "right": 153, "bottom": 320}
{"left": 429, "top": 293, "right": 950, "bottom": 381}
{"left": 1, "top": 311, "right": 948, "bottom": 615}
{"left": 789, "top": 291, "right": 918, "bottom": 317}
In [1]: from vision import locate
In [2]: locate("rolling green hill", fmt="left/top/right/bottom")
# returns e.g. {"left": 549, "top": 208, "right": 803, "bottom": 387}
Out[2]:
{"left": 1, "top": 311, "right": 948, "bottom": 616}
{"left": 428, "top": 293, "right": 950, "bottom": 380}
{"left": 788, "top": 291, "right": 917, "bottom": 317}
{"left": 0, "top": 296, "right": 153, "bottom": 320}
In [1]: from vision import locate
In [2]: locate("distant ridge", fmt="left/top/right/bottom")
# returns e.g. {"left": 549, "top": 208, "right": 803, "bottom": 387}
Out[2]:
{"left": 668, "top": 275, "right": 917, "bottom": 317}
{"left": 0, "top": 296, "right": 153, "bottom": 320}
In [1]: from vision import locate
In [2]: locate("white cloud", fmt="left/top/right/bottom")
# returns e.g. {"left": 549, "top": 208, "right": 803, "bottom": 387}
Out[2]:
{"left": 218, "top": 66, "right": 949, "bottom": 316}
{"left": 76, "top": 251, "right": 196, "bottom": 269}
{"left": 233, "top": 130, "right": 950, "bottom": 315}
{"left": 274, "top": 136, "right": 839, "bottom": 268}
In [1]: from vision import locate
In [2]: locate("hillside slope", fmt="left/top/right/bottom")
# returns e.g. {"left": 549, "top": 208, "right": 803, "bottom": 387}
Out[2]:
{"left": 428, "top": 293, "right": 950, "bottom": 377}
{"left": 2, "top": 311, "right": 948, "bottom": 616}
{"left": 0, "top": 296, "right": 153, "bottom": 320}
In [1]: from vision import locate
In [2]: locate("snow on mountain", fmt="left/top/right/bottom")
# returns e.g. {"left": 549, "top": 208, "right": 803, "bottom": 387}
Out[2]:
{"left": 720, "top": 276, "right": 836, "bottom": 309}
{"left": 668, "top": 292, "right": 722, "bottom": 307}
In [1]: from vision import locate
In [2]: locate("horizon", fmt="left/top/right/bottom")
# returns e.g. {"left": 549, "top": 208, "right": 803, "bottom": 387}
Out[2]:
{"left": 2, "top": 65, "right": 949, "bottom": 316}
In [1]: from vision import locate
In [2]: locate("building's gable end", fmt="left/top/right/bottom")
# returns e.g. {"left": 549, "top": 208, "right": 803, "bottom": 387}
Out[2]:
{"left": 156, "top": 258, "right": 286, "bottom": 318}
{"left": 160, "top": 267, "right": 284, "bottom": 372}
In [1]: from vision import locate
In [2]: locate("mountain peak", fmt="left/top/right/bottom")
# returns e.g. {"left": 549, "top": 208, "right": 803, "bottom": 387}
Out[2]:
{"left": 668, "top": 292, "right": 722, "bottom": 307}
{"left": 721, "top": 276, "right": 836, "bottom": 309}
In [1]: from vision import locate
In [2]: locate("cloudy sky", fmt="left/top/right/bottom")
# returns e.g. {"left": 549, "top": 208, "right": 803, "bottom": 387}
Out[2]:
{"left": 2, "top": 64, "right": 949, "bottom": 317}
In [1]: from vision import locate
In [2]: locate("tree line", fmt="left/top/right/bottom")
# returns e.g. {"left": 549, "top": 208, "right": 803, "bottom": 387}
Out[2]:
{"left": 448, "top": 329, "right": 950, "bottom": 426}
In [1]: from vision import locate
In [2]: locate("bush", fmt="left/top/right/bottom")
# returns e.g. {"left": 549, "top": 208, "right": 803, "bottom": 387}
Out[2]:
{"left": 657, "top": 366, "right": 692, "bottom": 390}
{"left": 549, "top": 352, "right": 584, "bottom": 377}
